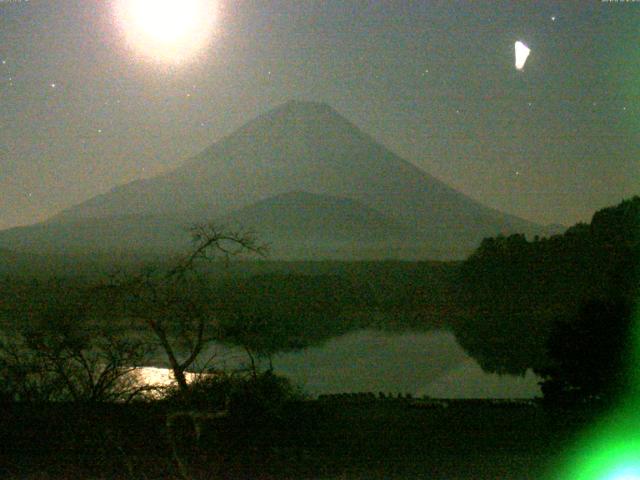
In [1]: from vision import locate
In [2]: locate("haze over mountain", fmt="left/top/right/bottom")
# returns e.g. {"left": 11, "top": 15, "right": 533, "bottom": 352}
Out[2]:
{"left": 0, "top": 101, "right": 554, "bottom": 260}
{"left": 219, "top": 191, "right": 429, "bottom": 259}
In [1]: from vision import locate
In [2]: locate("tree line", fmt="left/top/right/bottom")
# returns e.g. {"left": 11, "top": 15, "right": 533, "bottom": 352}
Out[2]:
{"left": 2, "top": 197, "right": 637, "bottom": 405}
{"left": 453, "top": 196, "right": 639, "bottom": 402}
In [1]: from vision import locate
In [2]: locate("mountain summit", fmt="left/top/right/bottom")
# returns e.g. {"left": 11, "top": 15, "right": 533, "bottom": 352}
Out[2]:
{"left": 2, "top": 101, "right": 547, "bottom": 259}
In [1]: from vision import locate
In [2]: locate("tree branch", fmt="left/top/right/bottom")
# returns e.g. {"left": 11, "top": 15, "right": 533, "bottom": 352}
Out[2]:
{"left": 170, "top": 223, "right": 267, "bottom": 277}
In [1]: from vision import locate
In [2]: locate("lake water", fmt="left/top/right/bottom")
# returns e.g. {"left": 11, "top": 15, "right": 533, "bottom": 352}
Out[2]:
{"left": 273, "top": 330, "right": 540, "bottom": 398}
{"left": 140, "top": 330, "right": 541, "bottom": 399}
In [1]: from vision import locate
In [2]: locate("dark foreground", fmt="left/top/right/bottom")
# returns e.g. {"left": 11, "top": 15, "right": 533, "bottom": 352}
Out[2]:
{"left": 0, "top": 399, "right": 597, "bottom": 479}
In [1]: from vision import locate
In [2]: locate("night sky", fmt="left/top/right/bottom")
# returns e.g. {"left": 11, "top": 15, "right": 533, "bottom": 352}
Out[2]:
{"left": 1, "top": 0, "right": 638, "bottom": 230}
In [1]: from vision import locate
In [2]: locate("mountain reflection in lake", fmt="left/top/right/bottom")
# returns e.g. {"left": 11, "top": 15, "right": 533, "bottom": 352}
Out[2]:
{"left": 143, "top": 330, "right": 540, "bottom": 399}
{"left": 272, "top": 330, "right": 540, "bottom": 398}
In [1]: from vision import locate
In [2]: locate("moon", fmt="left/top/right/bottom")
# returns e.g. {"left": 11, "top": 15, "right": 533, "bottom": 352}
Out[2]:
{"left": 514, "top": 41, "right": 531, "bottom": 70}
{"left": 115, "top": 0, "right": 218, "bottom": 64}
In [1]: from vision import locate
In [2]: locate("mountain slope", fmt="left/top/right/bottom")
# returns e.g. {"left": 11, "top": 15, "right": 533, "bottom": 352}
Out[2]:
{"left": 0, "top": 192, "right": 427, "bottom": 259}
{"left": 222, "top": 191, "right": 419, "bottom": 242}
{"left": 220, "top": 191, "right": 432, "bottom": 259}
{"left": 2, "top": 101, "right": 546, "bottom": 259}
{"left": 0, "top": 215, "right": 191, "bottom": 254}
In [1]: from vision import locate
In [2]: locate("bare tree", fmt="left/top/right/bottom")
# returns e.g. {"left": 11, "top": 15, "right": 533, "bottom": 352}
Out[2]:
{"left": 106, "top": 223, "right": 265, "bottom": 394}
{"left": 0, "top": 294, "right": 153, "bottom": 403}
{"left": 170, "top": 223, "right": 266, "bottom": 276}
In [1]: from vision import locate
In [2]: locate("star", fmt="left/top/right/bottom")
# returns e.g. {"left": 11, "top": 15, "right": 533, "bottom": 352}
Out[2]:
{"left": 1, "top": 60, "right": 6, "bottom": 65}
{"left": 50, "top": 83, "right": 57, "bottom": 88}
{"left": 551, "top": 16, "right": 557, "bottom": 22}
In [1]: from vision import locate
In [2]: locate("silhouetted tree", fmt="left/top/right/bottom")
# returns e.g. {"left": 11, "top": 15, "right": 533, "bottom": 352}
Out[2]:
{"left": 105, "top": 223, "right": 265, "bottom": 394}
{"left": 453, "top": 196, "right": 640, "bottom": 375}
{"left": 0, "top": 289, "right": 153, "bottom": 402}
{"left": 535, "top": 298, "right": 634, "bottom": 404}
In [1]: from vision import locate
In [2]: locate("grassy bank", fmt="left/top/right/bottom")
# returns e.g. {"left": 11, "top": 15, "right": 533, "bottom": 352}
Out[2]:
{"left": 0, "top": 399, "right": 597, "bottom": 479}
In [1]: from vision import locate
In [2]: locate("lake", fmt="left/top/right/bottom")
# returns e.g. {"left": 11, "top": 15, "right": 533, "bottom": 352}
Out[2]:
{"left": 140, "top": 329, "right": 541, "bottom": 399}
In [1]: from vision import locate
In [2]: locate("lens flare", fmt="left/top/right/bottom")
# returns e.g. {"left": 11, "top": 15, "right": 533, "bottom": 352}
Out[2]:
{"left": 604, "top": 467, "right": 640, "bottom": 480}
{"left": 114, "top": 0, "right": 218, "bottom": 64}
{"left": 559, "top": 303, "right": 640, "bottom": 479}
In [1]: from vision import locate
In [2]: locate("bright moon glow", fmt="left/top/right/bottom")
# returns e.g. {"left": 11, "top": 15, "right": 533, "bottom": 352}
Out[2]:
{"left": 515, "top": 41, "right": 531, "bottom": 70}
{"left": 134, "top": 366, "right": 205, "bottom": 387}
{"left": 115, "top": 0, "right": 217, "bottom": 64}
{"left": 131, "top": 367, "right": 214, "bottom": 398}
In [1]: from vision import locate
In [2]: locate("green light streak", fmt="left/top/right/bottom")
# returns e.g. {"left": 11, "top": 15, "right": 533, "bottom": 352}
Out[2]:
{"left": 559, "top": 413, "right": 640, "bottom": 479}
{"left": 557, "top": 304, "right": 640, "bottom": 479}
